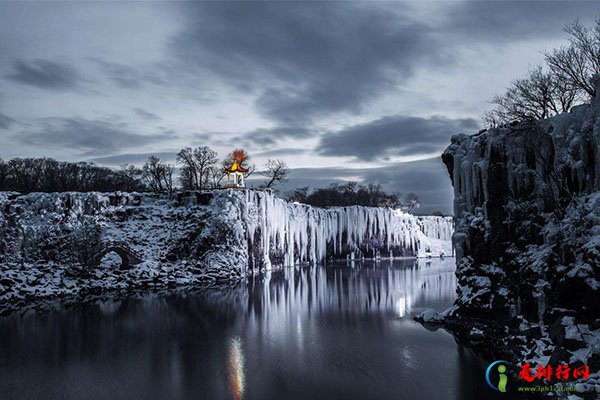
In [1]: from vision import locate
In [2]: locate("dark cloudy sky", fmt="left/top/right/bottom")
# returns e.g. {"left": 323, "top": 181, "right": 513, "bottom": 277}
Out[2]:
{"left": 0, "top": 1, "right": 598, "bottom": 213}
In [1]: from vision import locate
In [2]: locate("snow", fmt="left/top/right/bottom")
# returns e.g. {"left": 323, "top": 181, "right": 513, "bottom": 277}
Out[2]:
{"left": 0, "top": 189, "right": 454, "bottom": 313}
{"left": 561, "top": 317, "right": 584, "bottom": 341}
{"left": 440, "top": 78, "right": 600, "bottom": 399}
{"left": 419, "top": 308, "right": 444, "bottom": 323}
{"left": 235, "top": 190, "right": 453, "bottom": 268}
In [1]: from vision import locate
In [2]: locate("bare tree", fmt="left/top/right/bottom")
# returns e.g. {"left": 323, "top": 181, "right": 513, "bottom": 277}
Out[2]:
{"left": 286, "top": 186, "right": 309, "bottom": 203}
{"left": 0, "top": 158, "right": 8, "bottom": 190}
{"left": 545, "top": 18, "right": 600, "bottom": 98}
{"left": 0, "top": 157, "right": 145, "bottom": 193}
{"left": 7, "top": 158, "right": 40, "bottom": 192}
{"left": 143, "top": 156, "right": 164, "bottom": 192}
{"left": 404, "top": 193, "right": 420, "bottom": 213}
{"left": 484, "top": 66, "right": 578, "bottom": 126}
{"left": 67, "top": 222, "right": 104, "bottom": 277}
{"left": 194, "top": 146, "right": 218, "bottom": 189}
{"left": 177, "top": 147, "right": 198, "bottom": 190}
{"left": 177, "top": 146, "right": 219, "bottom": 190}
{"left": 484, "top": 17, "right": 600, "bottom": 127}
{"left": 261, "top": 159, "right": 289, "bottom": 188}
{"left": 208, "top": 165, "right": 225, "bottom": 188}
{"left": 285, "top": 183, "right": 400, "bottom": 208}
{"left": 143, "top": 155, "right": 173, "bottom": 193}
{"left": 163, "top": 163, "right": 175, "bottom": 194}
{"left": 117, "top": 164, "right": 144, "bottom": 192}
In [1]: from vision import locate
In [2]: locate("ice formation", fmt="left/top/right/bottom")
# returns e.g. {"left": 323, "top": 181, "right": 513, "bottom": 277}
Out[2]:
{"left": 229, "top": 190, "right": 453, "bottom": 269}
{"left": 434, "top": 77, "right": 600, "bottom": 397}
{"left": 0, "top": 189, "right": 453, "bottom": 312}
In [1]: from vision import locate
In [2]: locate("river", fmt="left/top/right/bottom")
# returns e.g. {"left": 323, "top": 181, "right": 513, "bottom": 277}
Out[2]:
{"left": 0, "top": 258, "right": 505, "bottom": 400}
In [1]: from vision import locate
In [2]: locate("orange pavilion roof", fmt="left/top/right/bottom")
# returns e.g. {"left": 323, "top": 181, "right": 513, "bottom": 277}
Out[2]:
{"left": 225, "top": 160, "right": 248, "bottom": 173}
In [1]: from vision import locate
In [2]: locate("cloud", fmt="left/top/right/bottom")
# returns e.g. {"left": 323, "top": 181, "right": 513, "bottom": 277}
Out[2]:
{"left": 16, "top": 118, "right": 174, "bottom": 156}
{"left": 360, "top": 157, "right": 453, "bottom": 213}
{"left": 133, "top": 107, "right": 160, "bottom": 121}
{"left": 172, "top": 2, "right": 445, "bottom": 123}
{"left": 444, "top": 1, "right": 600, "bottom": 43}
{"left": 236, "top": 126, "right": 315, "bottom": 146}
{"left": 88, "top": 151, "right": 177, "bottom": 166}
{"left": 318, "top": 115, "right": 478, "bottom": 161}
{"left": 260, "top": 157, "right": 453, "bottom": 214}
{"left": 91, "top": 59, "right": 164, "bottom": 89}
{"left": 6, "top": 59, "right": 81, "bottom": 90}
{"left": 255, "top": 147, "right": 309, "bottom": 158}
{"left": 0, "top": 111, "right": 14, "bottom": 129}
{"left": 170, "top": 2, "right": 598, "bottom": 125}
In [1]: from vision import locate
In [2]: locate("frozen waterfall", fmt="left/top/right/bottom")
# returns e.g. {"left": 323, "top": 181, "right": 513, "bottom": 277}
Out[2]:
{"left": 229, "top": 190, "right": 453, "bottom": 269}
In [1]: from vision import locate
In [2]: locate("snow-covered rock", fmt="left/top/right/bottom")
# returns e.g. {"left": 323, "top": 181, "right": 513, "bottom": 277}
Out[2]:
{"left": 416, "top": 308, "right": 445, "bottom": 324}
{"left": 439, "top": 77, "right": 600, "bottom": 397}
{"left": 0, "top": 189, "right": 453, "bottom": 313}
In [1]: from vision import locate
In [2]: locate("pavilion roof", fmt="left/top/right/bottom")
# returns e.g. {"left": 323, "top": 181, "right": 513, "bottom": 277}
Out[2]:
{"left": 225, "top": 160, "right": 248, "bottom": 173}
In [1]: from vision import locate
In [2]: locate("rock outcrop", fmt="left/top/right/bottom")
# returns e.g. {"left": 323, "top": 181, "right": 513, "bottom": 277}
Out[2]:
{"left": 0, "top": 190, "right": 453, "bottom": 314}
{"left": 436, "top": 80, "right": 600, "bottom": 397}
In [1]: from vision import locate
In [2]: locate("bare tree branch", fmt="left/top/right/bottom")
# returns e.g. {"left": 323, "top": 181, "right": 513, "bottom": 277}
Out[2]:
{"left": 261, "top": 159, "right": 289, "bottom": 188}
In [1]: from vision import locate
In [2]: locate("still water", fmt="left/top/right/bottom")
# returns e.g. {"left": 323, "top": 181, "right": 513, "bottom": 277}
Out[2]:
{"left": 0, "top": 258, "right": 505, "bottom": 400}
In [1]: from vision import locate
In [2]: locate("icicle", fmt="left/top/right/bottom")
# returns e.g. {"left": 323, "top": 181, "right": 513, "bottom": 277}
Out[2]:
{"left": 234, "top": 190, "right": 452, "bottom": 267}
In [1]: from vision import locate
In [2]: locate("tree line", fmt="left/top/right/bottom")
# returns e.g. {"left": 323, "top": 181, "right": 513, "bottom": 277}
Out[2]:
{"left": 0, "top": 153, "right": 424, "bottom": 212}
{"left": 486, "top": 17, "right": 600, "bottom": 126}
{"left": 0, "top": 157, "right": 145, "bottom": 193}
{"left": 286, "top": 182, "right": 420, "bottom": 210}
{"left": 0, "top": 147, "right": 289, "bottom": 193}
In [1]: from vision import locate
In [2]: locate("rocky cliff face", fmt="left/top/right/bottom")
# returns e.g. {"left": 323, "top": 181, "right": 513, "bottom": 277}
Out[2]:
{"left": 0, "top": 190, "right": 453, "bottom": 314}
{"left": 439, "top": 81, "right": 600, "bottom": 396}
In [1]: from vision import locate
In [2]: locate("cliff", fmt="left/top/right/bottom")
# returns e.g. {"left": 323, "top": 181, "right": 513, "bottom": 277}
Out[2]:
{"left": 0, "top": 190, "right": 452, "bottom": 314}
{"left": 434, "top": 81, "right": 600, "bottom": 396}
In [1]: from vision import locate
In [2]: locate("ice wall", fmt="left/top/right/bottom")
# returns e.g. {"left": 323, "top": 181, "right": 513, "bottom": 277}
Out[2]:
{"left": 0, "top": 190, "right": 454, "bottom": 274}
{"left": 439, "top": 76, "right": 600, "bottom": 320}
{"left": 437, "top": 80, "right": 600, "bottom": 389}
{"left": 225, "top": 190, "right": 453, "bottom": 269}
{"left": 443, "top": 92, "right": 600, "bottom": 263}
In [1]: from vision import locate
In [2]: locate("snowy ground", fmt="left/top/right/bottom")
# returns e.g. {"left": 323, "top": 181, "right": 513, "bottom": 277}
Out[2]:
{"left": 0, "top": 190, "right": 453, "bottom": 315}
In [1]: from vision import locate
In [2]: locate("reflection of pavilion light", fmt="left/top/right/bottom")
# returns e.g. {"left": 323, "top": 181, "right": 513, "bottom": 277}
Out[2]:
{"left": 396, "top": 295, "right": 413, "bottom": 317}
{"left": 228, "top": 336, "right": 245, "bottom": 400}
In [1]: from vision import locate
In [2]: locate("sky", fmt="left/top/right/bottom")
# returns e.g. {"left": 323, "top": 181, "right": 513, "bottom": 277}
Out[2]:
{"left": 0, "top": 1, "right": 598, "bottom": 213}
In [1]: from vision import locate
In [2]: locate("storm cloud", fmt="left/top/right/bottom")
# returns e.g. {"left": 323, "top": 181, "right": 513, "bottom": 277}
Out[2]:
{"left": 7, "top": 59, "right": 81, "bottom": 90}
{"left": 318, "top": 115, "right": 479, "bottom": 161}
{"left": 134, "top": 108, "right": 160, "bottom": 121}
{"left": 0, "top": 112, "right": 14, "bottom": 129}
{"left": 445, "top": 1, "right": 600, "bottom": 43}
{"left": 236, "top": 126, "right": 316, "bottom": 146}
{"left": 88, "top": 151, "right": 177, "bottom": 166}
{"left": 172, "top": 2, "right": 445, "bottom": 123}
{"left": 16, "top": 118, "right": 174, "bottom": 156}
{"left": 92, "top": 59, "right": 164, "bottom": 89}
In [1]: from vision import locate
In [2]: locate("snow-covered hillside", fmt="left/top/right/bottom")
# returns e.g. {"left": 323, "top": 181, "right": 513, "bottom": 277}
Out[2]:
{"left": 0, "top": 190, "right": 453, "bottom": 313}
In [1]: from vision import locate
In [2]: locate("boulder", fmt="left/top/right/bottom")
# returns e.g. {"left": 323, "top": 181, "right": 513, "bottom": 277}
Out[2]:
{"left": 549, "top": 316, "right": 586, "bottom": 351}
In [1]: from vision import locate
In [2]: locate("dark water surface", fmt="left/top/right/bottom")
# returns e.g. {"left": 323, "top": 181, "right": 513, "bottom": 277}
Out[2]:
{"left": 0, "top": 259, "right": 505, "bottom": 400}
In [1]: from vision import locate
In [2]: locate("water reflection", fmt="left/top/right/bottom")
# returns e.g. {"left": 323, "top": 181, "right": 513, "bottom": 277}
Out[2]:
{"left": 239, "top": 258, "right": 456, "bottom": 320}
{"left": 0, "top": 258, "right": 507, "bottom": 400}
{"left": 228, "top": 337, "right": 246, "bottom": 400}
